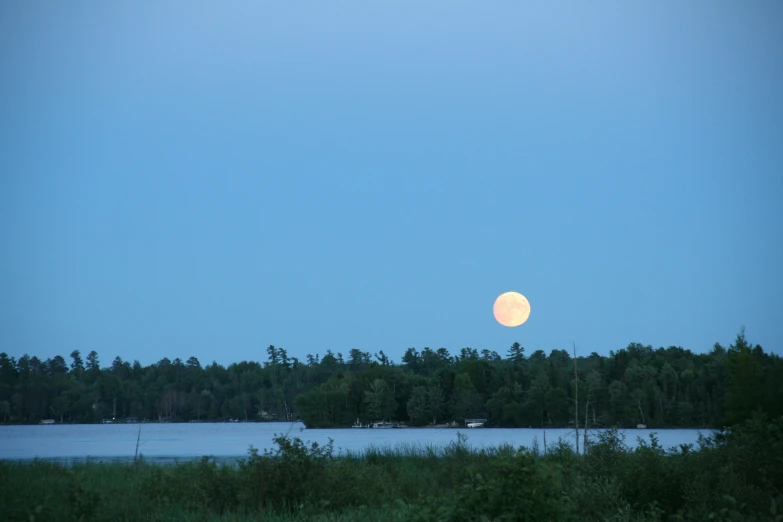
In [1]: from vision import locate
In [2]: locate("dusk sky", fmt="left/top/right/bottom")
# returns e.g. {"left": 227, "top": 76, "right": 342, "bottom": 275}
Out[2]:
{"left": 2, "top": 2, "right": 781, "bottom": 367}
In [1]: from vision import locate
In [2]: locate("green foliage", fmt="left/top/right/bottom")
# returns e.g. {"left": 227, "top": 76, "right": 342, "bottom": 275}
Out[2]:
{"left": 2, "top": 418, "right": 783, "bottom": 521}
{"left": 407, "top": 384, "right": 445, "bottom": 425}
{"left": 417, "top": 451, "right": 567, "bottom": 521}
{"left": 237, "top": 434, "right": 335, "bottom": 513}
{"left": 363, "top": 378, "right": 396, "bottom": 421}
{"left": 1, "top": 330, "right": 781, "bottom": 431}
{"left": 726, "top": 329, "right": 766, "bottom": 425}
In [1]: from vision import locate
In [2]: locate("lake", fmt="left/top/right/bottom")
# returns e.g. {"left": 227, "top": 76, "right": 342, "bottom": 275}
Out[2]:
{"left": 0, "top": 423, "right": 713, "bottom": 464}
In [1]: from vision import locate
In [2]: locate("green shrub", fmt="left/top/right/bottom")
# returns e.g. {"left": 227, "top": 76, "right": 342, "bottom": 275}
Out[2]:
{"left": 3, "top": 417, "right": 783, "bottom": 521}
{"left": 416, "top": 450, "right": 568, "bottom": 521}
{"left": 236, "top": 433, "right": 334, "bottom": 514}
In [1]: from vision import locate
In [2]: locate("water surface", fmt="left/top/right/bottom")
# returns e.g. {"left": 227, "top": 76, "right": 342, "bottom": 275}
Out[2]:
{"left": 0, "top": 423, "right": 712, "bottom": 464}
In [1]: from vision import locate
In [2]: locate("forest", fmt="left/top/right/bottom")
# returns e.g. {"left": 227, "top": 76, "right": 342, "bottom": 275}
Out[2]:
{"left": 1, "top": 329, "right": 781, "bottom": 429}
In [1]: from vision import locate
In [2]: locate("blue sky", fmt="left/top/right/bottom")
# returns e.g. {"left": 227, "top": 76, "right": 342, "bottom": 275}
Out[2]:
{"left": 2, "top": 2, "right": 782, "bottom": 366}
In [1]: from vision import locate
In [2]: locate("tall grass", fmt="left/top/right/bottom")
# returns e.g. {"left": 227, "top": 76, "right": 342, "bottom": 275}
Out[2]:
{"left": 1, "top": 416, "right": 782, "bottom": 521}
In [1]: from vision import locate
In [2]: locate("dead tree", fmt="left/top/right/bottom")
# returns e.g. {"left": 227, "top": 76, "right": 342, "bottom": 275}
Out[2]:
{"left": 637, "top": 400, "right": 646, "bottom": 426}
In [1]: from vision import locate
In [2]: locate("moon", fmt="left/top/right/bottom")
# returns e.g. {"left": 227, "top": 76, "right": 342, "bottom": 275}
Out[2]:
{"left": 493, "top": 292, "right": 531, "bottom": 327}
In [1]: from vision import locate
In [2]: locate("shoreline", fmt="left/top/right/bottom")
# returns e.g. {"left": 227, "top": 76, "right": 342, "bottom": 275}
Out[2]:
{"left": 0, "top": 421, "right": 716, "bottom": 431}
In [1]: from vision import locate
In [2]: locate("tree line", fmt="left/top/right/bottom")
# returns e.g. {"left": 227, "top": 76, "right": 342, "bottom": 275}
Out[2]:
{"left": 1, "top": 329, "right": 781, "bottom": 428}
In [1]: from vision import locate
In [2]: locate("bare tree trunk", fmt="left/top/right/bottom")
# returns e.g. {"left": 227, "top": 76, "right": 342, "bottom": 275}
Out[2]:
{"left": 572, "top": 342, "right": 579, "bottom": 455}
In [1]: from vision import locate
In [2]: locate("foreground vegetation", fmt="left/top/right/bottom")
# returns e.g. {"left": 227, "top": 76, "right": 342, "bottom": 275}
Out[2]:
{"left": 2, "top": 415, "right": 782, "bottom": 521}
{"left": 2, "top": 329, "right": 782, "bottom": 429}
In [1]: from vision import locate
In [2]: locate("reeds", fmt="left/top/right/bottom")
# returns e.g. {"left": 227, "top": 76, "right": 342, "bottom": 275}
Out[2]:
{"left": 2, "top": 416, "right": 782, "bottom": 521}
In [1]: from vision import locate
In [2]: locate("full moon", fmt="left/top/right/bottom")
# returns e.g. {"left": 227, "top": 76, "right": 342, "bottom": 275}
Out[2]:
{"left": 493, "top": 292, "right": 531, "bottom": 327}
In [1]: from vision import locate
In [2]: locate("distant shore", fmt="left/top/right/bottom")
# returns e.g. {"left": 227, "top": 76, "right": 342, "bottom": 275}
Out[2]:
{"left": 1, "top": 420, "right": 716, "bottom": 431}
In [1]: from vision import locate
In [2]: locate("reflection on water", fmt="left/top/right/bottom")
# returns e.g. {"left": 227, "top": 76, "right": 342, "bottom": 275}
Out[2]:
{"left": 0, "top": 422, "right": 713, "bottom": 463}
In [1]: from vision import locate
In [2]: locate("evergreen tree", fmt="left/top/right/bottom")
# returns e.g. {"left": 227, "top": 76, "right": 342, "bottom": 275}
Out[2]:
{"left": 507, "top": 342, "right": 525, "bottom": 362}
{"left": 0, "top": 329, "right": 779, "bottom": 428}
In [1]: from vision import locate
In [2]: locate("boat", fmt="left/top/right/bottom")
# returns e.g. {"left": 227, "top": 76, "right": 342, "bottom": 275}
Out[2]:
{"left": 371, "top": 421, "right": 393, "bottom": 429}
{"left": 39, "top": 419, "right": 55, "bottom": 425}
{"left": 636, "top": 424, "right": 647, "bottom": 429}
{"left": 466, "top": 418, "right": 486, "bottom": 428}
{"left": 352, "top": 418, "right": 368, "bottom": 428}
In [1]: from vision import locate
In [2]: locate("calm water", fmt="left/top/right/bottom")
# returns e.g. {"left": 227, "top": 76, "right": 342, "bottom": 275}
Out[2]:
{"left": 0, "top": 423, "right": 712, "bottom": 464}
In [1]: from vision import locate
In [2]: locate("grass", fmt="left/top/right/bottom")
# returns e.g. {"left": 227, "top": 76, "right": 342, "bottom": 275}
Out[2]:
{"left": 1, "top": 416, "right": 782, "bottom": 521}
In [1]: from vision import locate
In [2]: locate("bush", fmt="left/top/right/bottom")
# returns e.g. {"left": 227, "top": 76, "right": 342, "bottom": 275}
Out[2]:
{"left": 416, "top": 449, "right": 568, "bottom": 521}
{"left": 236, "top": 433, "right": 334, "bottom": 513}
{"left": 3, "top": 418, "right": 783, "bottom": 521}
